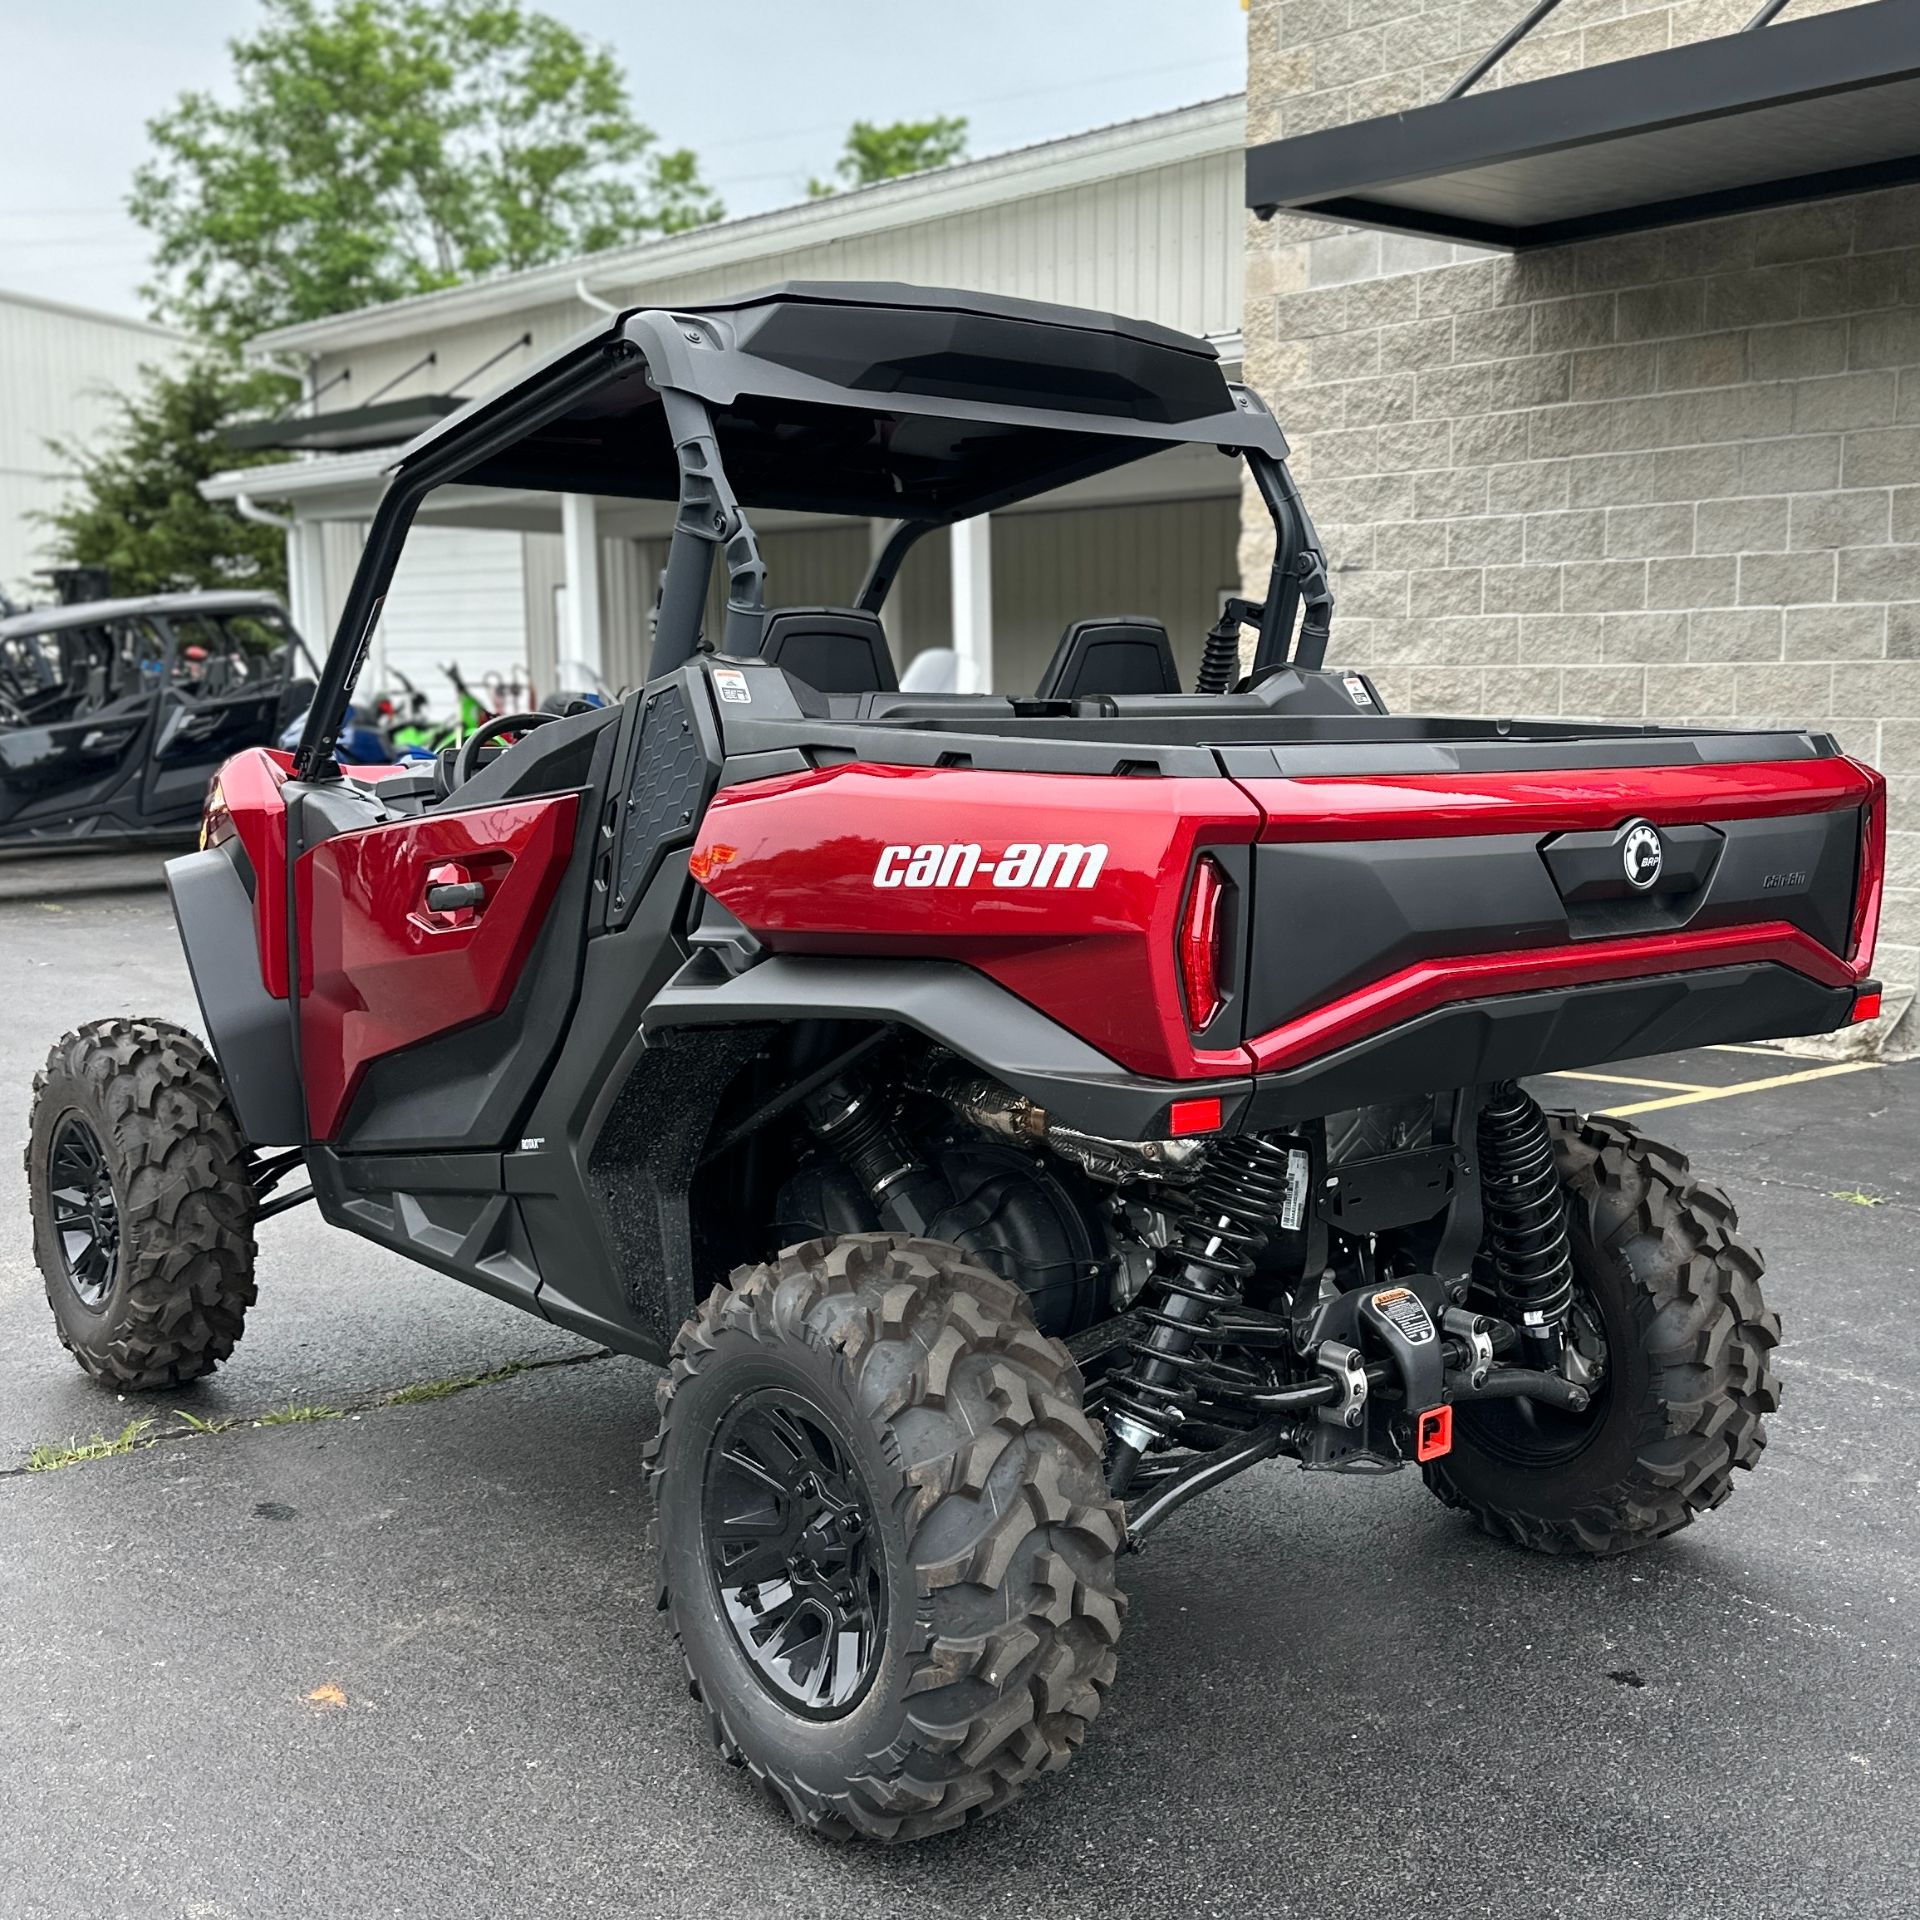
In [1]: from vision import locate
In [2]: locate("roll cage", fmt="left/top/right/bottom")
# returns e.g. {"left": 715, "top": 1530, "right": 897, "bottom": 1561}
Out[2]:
{"left": 0, "top": 593, "right": 308, "bottom": 728}
{"left": 293, "top": 281, "right": 1335, "bottom": 782}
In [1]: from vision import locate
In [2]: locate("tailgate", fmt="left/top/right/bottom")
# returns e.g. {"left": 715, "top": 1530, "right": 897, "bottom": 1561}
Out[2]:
{"left": 1218, "top": 740, "right": 1883, "bottom": 1075}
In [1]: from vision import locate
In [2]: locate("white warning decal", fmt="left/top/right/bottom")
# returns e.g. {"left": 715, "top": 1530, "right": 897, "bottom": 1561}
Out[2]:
{"left": 712, "top": 667, "right": 752, "bottom": 704}
{"left": 1281, "top": 1146, "right": 1310, "bottom": 1232}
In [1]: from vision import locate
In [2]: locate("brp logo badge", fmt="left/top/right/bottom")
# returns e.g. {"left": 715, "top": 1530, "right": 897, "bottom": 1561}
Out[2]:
{"left": 1621, "top": 819, "right": 1664, "bottom": 892}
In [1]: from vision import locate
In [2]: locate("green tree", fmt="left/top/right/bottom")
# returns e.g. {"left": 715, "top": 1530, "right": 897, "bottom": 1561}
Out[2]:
{"left": 37, "top": 359, "right": 293, "bottom": 598}
{"left": 808, "top": 117, "right": 970, "bottom": 198}
{"left": 132, "top": 0, "right": 723, "bottom": 345}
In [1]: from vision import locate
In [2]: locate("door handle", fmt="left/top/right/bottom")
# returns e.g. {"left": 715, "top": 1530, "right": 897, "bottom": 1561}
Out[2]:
{"left": 425, "top": 880, "right": 486, "bottom": 913}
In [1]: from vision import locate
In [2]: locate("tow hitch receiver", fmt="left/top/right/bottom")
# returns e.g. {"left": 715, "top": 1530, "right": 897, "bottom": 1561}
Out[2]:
{"left": 1414, "top": 1405, "right": 1453, "bottom": 1463}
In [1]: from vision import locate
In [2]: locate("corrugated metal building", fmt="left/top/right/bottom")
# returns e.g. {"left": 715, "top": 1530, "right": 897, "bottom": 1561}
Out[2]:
{"left": 202, "top": 96, "right": 1248, "bottom": 699}
{"left": 0, "top": 290, "right": 187, "bottom": 604}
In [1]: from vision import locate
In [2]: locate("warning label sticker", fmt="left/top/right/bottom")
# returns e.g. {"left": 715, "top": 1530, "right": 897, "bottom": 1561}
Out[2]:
{"left": 1343, "top": 673, "right": 1373, "bottom": 707}
{"left": 712, "top": 667, "right": 752, "bottom": 704}
{"left": 1370, "top": 1286, "right": 1436, "bottom": 1345}
{"left": 1280, "top": 1146, "right": 1310, "bottom": 1233}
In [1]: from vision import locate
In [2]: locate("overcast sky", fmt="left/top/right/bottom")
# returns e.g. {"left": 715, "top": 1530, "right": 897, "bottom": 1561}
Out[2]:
{"left": 0, "top": 0, "right": 1247, "bottom": 322}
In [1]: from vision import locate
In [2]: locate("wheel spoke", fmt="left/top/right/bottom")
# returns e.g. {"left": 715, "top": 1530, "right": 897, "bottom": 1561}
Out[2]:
{"left": 711, "top": 1520, "right": 790, "bottom": 1587}
{"left": 716, "top": 1442, "right": 789, "bottom": 1500}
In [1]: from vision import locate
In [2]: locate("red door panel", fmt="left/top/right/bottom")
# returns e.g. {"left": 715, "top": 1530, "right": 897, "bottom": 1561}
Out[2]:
{"left": 296, "top": 795, "right": 579, "bottom": 1138}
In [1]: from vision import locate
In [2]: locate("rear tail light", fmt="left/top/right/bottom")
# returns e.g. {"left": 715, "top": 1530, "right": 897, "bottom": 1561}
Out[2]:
{"left": 1848, "top": 789, "right": 1886, "bottom": 969}
{"left": 1179, "top": 855, "right": 1228, "bottom": 1031}
{"left": 1851, "top": 985, "right": 1883, "bottom": 1025}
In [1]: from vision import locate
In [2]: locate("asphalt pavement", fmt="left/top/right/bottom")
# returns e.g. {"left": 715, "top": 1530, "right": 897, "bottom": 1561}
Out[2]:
{"left": 3, "top": 859, "right": 1917, "bottom": 1919}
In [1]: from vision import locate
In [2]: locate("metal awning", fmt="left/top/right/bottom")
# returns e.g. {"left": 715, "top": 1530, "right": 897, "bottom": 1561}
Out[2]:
{"left": 1246, "top": 0, "right": 1920, "bottom": 249}
{"left": 222, "top": 394, "right": 465, "bottom": 455}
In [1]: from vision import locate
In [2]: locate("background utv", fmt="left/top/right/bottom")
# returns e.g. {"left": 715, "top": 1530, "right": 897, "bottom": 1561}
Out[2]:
{"left": 28, "top": 284, "right": 1885, "bottom": 1842}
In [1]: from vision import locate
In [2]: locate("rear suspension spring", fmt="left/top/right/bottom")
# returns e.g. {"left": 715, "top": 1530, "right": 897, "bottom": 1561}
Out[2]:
{"left": 1477, "top": 1081, "right": 1575, "bottom": 1360}
{"left": 1105, "top": 1134, "right": 1296, "bottom": 1496}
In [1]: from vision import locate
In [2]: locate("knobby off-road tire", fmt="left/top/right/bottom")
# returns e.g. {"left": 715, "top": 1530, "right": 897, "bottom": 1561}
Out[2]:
{"left": 649, "top": 1233, "right": 1126, "bottom": 1842}
{"left": 27, "top": 1018, "right": 257, "bottom": 1390}
{"left": 1425, "top": 1112, "right": 1779, "bottom": 1555}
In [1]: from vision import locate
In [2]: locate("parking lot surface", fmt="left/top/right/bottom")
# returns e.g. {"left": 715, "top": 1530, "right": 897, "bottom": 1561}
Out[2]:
{"left": 4, "top": 863, "right": 1917, "bottom": 1919}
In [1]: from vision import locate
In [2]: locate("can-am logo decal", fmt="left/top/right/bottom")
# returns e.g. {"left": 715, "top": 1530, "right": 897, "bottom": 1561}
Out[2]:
{"left": 873, "top": 842, "right": 1108, "bottom": 890}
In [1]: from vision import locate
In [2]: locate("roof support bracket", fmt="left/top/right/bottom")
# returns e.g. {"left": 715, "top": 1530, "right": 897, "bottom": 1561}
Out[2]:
{"left": 659, "top": 388, "right": 767, "bottom": 668}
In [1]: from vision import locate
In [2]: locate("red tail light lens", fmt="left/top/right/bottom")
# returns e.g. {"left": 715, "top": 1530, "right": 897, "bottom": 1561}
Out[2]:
{"left": 1179, "top": 855, "right": 1228, "bottom": 1031}
{"left": 1848, "top": 788, "right": 1886, "bottom": 968}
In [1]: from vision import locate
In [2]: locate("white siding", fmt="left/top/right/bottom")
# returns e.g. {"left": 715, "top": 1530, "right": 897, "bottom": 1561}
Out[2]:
{"left": 0, "top": 291, "right": 186, "bottom": 601}
{"left": 373, "top": 527, "right": 529, "bottom": 706}
{"left": 992, "top": 497, "right": 1243, "bottom": 692}
{"left": 306, "top": 147, "right": 1247, "bottom": 413}
{"left": 615, "top": 496, "right": 1238, "bottom": 695}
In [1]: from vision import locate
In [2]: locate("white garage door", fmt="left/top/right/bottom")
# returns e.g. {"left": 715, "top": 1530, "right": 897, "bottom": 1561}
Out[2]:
{"left": 373, "top": 527, "right": 529, "bottom": 709}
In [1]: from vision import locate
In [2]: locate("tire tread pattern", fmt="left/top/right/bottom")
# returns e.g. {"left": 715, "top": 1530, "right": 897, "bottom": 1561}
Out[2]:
{"left": 28, "top": 1018, "right": 257, "bottom": 1390}
{"left": 648, "top": 1233, "right": 1126, "bottom": 1843}
{"left": 1424, "top": 1111, "right": 1780, "bottom": 1556}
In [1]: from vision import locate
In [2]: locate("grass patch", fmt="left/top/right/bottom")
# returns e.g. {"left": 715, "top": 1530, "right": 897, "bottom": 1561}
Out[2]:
{"left": 383, "top": 1361, "right": 527, "bottom": 1406}
{"left": 27, "top": 1419, "right": 154, "bottom": 1473}
{"left": 171, "top": 1408, "right": 231, "bottom": 1435}
{"left": 254, "top": 1402, "right": 342, "bottom": 1426}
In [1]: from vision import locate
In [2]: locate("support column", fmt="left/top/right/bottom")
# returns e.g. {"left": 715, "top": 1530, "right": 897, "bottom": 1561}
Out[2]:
{"left": 286, "top": 517, "right": 330, "bottom": 650}
{"left": 560, "top": 491, "right": 604, "bottom": 677}
{"left": 949, "top": 513, "right": 992, "bottom": 694}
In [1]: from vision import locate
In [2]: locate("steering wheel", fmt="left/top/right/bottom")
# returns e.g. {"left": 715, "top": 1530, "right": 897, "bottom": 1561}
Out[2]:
{"left": 450, "top": 709, "right": 560, "bottom": 791}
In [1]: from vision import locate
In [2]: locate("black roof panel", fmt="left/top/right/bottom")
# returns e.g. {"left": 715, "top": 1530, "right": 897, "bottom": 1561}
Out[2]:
{"left": 392, "top": 280, "right": 1283, "bottom": 524}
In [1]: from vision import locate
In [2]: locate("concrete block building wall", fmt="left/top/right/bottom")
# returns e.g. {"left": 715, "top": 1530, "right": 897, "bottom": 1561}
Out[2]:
{"left": 1242, "top": 0, "right": 1920, "bottom": 1023}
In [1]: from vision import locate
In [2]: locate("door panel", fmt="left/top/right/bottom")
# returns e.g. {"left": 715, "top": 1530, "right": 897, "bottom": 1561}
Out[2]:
{"left": 0, "top": 692, "right": 155, "bottom": 833}
{"left": 297, "top": 795, "right": 580, "bottom": 1139}
{"left": 143, "top": 687, "right": 289, "bottom": 820}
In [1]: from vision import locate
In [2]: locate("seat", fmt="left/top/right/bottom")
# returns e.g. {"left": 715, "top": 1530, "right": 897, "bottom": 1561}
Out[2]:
{"left": 1034, "top": 618, "right": 1181, "bottom": 699}
{"left": 755, "top": 606, "right": 898, "bottom": 694}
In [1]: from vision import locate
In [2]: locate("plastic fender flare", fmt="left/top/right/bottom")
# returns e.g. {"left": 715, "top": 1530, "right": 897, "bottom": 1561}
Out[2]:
{"left": 643, "top": 950, "right": 1252, "bottom": 1139}
{"left": 165, "top": 844, "right": 305, "bottom": 1147}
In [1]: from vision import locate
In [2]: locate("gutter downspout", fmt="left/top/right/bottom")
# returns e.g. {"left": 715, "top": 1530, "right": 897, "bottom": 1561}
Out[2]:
{"left": 575, "top": 278, "right": 620, "bottom": 316}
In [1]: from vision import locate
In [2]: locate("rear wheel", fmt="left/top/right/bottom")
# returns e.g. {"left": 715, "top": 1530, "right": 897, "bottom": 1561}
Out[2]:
{"left": 649, "top": 1233, "right": 1125, "bottom": 1842}
{"left": 1425, "top": 1113, "right": 1779, "bottom": 1555}
{"left": 27, "top": 1019, "right": 257, "bottom": 1390}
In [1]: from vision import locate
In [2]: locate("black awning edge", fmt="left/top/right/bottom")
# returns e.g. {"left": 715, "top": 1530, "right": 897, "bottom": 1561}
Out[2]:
{"left": 1246, "top": 0, "right": 1920, "bottom": 250}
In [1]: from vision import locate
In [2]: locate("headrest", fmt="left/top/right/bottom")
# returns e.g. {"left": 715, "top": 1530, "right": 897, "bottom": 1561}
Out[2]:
{"left": 1034, "top": 617, "right": 1180, "bottom": 699}
{"left": 756, "top": 606, "right": 898, "bottom": 694}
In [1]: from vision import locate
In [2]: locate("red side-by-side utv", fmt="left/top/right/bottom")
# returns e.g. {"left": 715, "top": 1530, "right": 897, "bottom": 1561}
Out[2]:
{"left": 28, "top": 284, "right": 1884, "bottom": 1841}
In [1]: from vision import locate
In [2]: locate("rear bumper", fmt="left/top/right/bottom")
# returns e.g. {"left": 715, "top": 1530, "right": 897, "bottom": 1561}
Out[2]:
{"left": 1240, "top": 960, "right": 1858, "bottom": 1128}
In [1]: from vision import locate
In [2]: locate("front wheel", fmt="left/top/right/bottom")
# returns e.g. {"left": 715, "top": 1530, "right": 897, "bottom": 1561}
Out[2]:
{"left": 649, "top": 1234, "right": 1125, "bottom": 1843}
{"left": 27, "top": 1019, "right": 257, "bottom": 1390}
{"left": 1425, "top": 1113, "right": 1780, "bottom": 1555}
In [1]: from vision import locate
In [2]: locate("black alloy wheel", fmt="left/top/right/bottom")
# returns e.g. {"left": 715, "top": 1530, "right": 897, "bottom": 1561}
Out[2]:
{"left": 1456, "top": 1288, "right": 1612, "bottom": 1469}
{"left": 703, "top": 1388, "right": 888, "bottom": 1718}
{"left": 47, "top": 1114, "right": 120, "bottom": 1309}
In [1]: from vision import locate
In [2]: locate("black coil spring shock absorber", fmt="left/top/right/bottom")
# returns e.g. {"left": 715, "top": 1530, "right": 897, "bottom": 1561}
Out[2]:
{"left": 1195, "top": 596, "right": 1263, "bottom": 696}
{"left": 1477, "top": 1081, "right": 1575, "bottom": 1364}
{"left": 1105, "top": 1135, "right": 1297, "bottom": 1496}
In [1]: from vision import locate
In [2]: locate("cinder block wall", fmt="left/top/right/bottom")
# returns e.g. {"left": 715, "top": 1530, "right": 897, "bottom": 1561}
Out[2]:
{"left": 1242, "top": 0, "right": 1920, "bottom": 1034}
